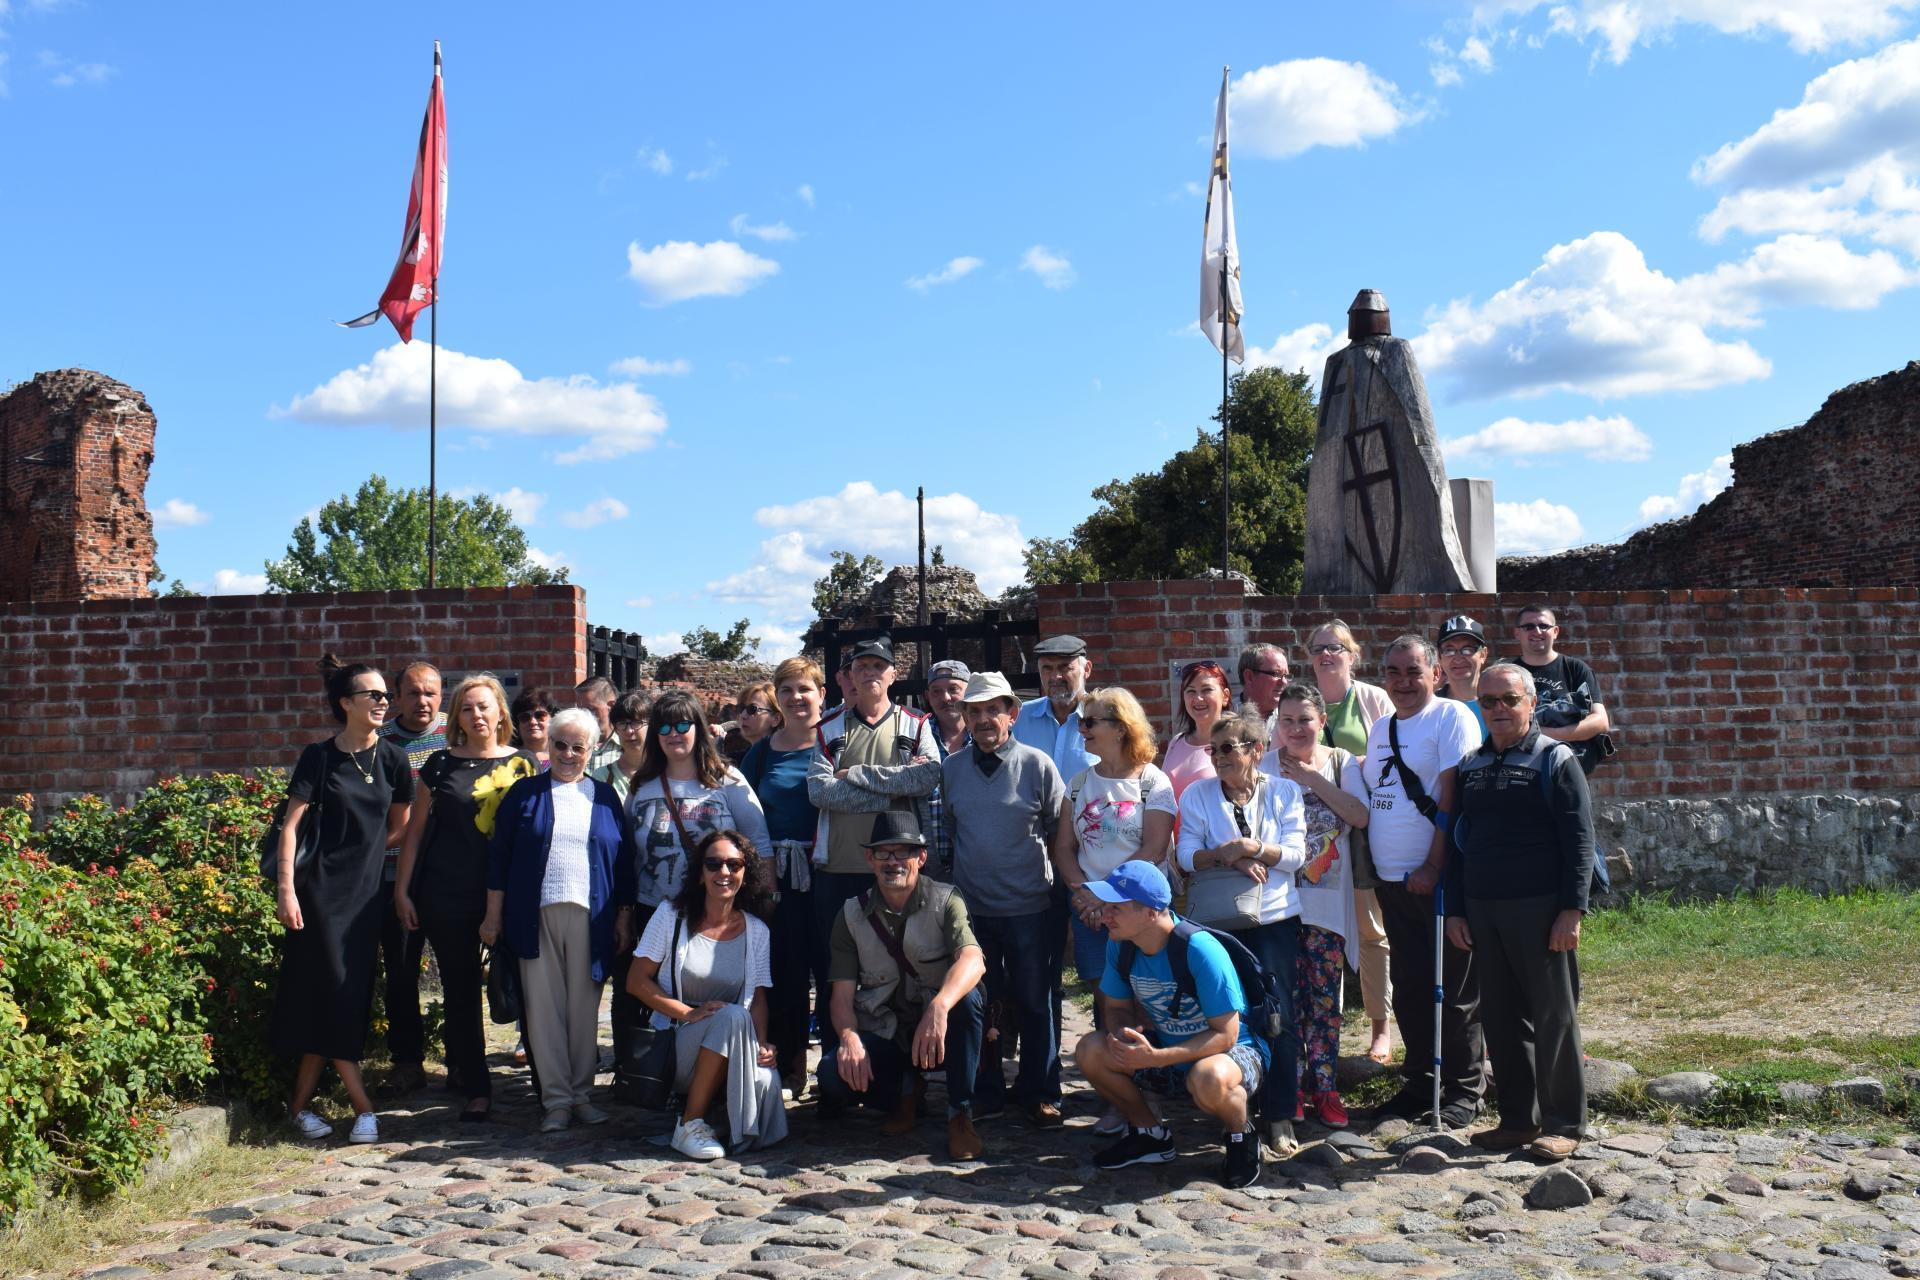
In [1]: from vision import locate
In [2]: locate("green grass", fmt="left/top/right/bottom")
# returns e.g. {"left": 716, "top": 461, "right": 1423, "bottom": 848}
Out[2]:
{"left": 1582, "top": 888, "right": 1920, "bottom": 966}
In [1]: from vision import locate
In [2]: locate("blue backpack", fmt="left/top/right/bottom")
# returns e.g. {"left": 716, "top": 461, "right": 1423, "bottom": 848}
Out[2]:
{"left": 1115, "top": 919, "right": 1289, "bottom": 1043}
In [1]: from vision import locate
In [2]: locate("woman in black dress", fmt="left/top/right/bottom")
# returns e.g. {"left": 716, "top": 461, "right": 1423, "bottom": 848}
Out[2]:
{"left": 393, "top": 673, "right": 538, "bottom": 1121}
{"left": 272, "top": 660, "right": 416, "bottom": 1143}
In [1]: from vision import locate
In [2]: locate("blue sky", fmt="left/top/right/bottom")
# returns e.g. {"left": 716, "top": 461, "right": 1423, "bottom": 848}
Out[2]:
{"left": 6, "top": 1, "right": 1920, "bottom": 654}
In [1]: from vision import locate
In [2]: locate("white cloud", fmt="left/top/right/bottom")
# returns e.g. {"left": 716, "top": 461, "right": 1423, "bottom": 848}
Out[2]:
{"left": 1020, "top": 245, "right": 1075, "bottom": 290}
{"left": 38, "top": 50, "right": 113, "bottom": 87}
{"left": 625, "top": 596, "right": 654, "bottom": 610}
{"left": 526, "top": 546, "right": 573, "bottom": 574}
{"left": 685, "top": 157, "right": 727, "bottom": 181}
{"left": 796, "top": 183, "right": 815, "bottom": 207}
{"left": 1478, "top": 0, "right": 1914, "bottom": 64}
{"left": 273, "top": 342, "right": 669, "bottom": 464}
{"left": 211, "top": 568, "right": 268, "bottom": 595}
{"left": 625, "top": 239, "right": 779, "bottom": 305}
{"left": 646, "top": 632, "right": 685, "bottom": 654}
{"left": 1691, "top": 232, "right": 1916, "bottom": 313}
{"left": 1495, "top": 500, "right": 1586, "bottom": 555}
{"left": 905, "top": 256, "right": 984, "bottom": 291}
{"left": 1444, "top": 415, "right": 1654, "bottom": 463}
{"left": 609, "top": 355, "right": 692, "bottom": 377}
{"left": 1636, "top": 452, "right": 1735, "bottom": 525}
{"left": 559, "top": 497, "right": 629, "bottom": 529}
{"left": 493, "top": 487, "right": 546, "bottom": 526}
{"left": 151, "top": 498, "right": 209, "bottom": 528}
{"left": 754, "top": 622, "right": 809, "bottom": 658}
{"left": 1461, "top": 35, "right": 1495, "bottom": 71}
{"left": 1427, "top": 33, "right": 1495, "bottom": 86}
{"left": 1231, "top": 59, "right": 1417, "bottom": 158}
{"left": 1412, "top": 230, "right": 1773, "bottom": 399}
{"left": 636, "top": 146, "right": 672, "bottom": 176}
{"left": 729, "top": 213, "right": 799, "bottom": 242}
{"left": 1246, "top": 322, "right": 1348, "bottom": 387}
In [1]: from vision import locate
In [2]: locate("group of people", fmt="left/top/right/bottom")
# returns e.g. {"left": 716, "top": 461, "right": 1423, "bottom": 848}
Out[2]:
{"left": 268, "top": 602, "right": 1607, "bottom": 1188}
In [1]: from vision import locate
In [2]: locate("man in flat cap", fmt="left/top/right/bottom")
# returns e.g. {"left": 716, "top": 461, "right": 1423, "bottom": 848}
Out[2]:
{"left": 1016, "top": 634, "right": 1099, "bottom": 779}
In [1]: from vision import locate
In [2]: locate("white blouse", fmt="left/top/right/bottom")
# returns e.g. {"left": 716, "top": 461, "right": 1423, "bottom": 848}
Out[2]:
{"left": 539, "top": 778, "right": 596, "bottom": 908}
{"left": 1175, "top": 774, "right": 1309, "bottom": 925}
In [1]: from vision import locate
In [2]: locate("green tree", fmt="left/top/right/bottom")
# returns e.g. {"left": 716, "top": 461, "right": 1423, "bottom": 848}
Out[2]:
{"left": 264, "top": 475, "right": 567, "bottom": 592}
{"left": 682, "top": 618, "right": 758, "bottom": 661}
{"left": 810, "top": 549, "right": 884, "bottom": 616}
{"left": 1024, "top": 367, "right": 1315, "bottom": 592}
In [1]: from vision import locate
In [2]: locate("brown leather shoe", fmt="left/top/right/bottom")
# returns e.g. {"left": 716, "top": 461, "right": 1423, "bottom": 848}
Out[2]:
{"left": 1027, "top": 1102, "right": 1065, "bottom": 1129}
{"left": 1470, "top": 1125, "right": 1544, "bottom": 1152}
{"left": 947, "top": 1113, "right": 983, "bottom": 1159}
{"left": 881, "top": 1076, "right": 926, "bottom": 1136}
{"left": 1530, "top": 1134, "right": 1580, "bottom": 1161}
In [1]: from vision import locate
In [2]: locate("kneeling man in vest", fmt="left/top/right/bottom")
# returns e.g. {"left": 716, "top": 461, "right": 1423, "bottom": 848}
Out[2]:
{"left": 1074, "top": 862, "right": 1266, "bottom": 1189}
{"left": 818, "top": 809, "right": 988, "bottom": 1159}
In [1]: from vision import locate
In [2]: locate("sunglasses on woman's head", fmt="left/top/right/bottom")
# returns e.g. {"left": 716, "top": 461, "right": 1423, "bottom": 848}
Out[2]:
{"left": 657, "top": 720, "right": 696, "bottom": 737}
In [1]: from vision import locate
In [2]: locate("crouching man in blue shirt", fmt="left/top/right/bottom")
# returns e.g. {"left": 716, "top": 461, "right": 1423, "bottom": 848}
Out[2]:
{"left": 1072, "top": 862, "right": 1267, "bottom": 1189}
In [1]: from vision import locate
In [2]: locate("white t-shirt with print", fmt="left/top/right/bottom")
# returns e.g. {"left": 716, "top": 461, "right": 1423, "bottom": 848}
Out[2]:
{"left": 1065, "top": 763, "right": 1178, "bottom": 881}
{"left": 1342, "top": 697, "right": 1481, "bottom": 880}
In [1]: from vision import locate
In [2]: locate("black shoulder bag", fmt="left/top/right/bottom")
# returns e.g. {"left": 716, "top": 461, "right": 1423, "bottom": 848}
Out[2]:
{"left": 259, "top": 745, "right": 326, "bottom": 887}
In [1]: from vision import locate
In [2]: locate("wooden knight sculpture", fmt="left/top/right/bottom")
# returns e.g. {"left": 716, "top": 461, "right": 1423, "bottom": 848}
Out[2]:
{"left": 1303, "top": 290, "right": 1476, "bottom": 594}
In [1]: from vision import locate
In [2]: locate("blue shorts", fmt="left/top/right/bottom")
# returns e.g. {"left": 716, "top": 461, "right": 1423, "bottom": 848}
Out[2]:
{"left": 1170, "top": 1041, "right": 1265, "bottom": 1096}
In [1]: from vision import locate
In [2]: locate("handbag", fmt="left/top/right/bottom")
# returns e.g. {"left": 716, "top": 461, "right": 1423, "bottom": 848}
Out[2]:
{"left": 614, "top": 912, "right": 682, "bottom": 1110}
{"left": 1185, "top": 782, "right": 1268, "bottom": 932}
{"left": 486, "top": 945, "right": 522, "bottom": 1025}
{"left": 258, "top": 746, "right": 326, "bottom": 887}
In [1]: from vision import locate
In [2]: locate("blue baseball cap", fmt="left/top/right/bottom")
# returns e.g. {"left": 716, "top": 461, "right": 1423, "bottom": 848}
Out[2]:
{"left": 1085, "top": 862, "right": 1172, "bottom": 911}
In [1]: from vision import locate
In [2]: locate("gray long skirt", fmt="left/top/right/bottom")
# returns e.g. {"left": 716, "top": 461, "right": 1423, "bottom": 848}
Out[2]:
{"left": 671, "top": 1004, "right": 788, "bottom": 1151}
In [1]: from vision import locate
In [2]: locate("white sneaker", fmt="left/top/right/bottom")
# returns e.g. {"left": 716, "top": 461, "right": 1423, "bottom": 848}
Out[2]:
{"left": 293, "top": 1109, "right": 332, "bottom": 1140}
{"left": 1093, "top": 1106, "right": 1129, "bottom": 1137}
{"left": 573, "top": 1101, "right": 610, "bottom": 1126}
{"left": 348, "top": 1112, "right": 379, "bottom": 1144}
{"left": 671, "top": 1117, "right": 725, "bottom": 1161}
{"left": 541, "top": 1108, "right": 571, "bottom": 1133}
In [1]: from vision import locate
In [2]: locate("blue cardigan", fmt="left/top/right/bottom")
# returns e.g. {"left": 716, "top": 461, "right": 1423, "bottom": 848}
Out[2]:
{"left": 487, "top": 773, "right": 638, "bottom": 983}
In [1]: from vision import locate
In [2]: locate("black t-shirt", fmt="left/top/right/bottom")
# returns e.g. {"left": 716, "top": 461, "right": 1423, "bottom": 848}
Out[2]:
{"left": 413, "top": 749, "right": 540, "bottom": 913}
{"left": 287, "top": 738, "right": 416, "bottom": 870}
{"left": 1517, "top": 655, "right": 1600, "bottom": 728}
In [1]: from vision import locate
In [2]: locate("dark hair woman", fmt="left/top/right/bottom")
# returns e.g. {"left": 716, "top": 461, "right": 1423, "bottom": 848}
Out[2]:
{"left": 512, "top": 686, "right": 561, "bottom": 769}
{"left": 627, "top": 829, "right": 786, "bottom": 1160}
{"left": 272, "top": 657, "right": 416, "bottom": 1145}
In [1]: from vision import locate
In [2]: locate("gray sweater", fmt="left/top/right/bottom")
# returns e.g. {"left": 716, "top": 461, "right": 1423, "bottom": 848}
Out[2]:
{"left": 940, "top": 739, "right": 1064, "bottom": 918}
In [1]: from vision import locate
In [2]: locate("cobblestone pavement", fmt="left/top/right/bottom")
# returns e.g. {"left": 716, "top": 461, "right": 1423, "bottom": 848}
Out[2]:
{"left": 73, "top": 1021, "right": 1920, "bottom": 1280}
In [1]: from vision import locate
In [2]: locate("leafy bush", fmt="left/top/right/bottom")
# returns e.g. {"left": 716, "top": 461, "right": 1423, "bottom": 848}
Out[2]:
{"left": 0, "top": 774, "right": 293, "bottom": 1224}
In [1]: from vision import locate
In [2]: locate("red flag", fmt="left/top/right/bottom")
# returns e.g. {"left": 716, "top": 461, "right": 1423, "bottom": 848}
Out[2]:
{"left": 340, "top": 45, "right": 446, "bottom": 342}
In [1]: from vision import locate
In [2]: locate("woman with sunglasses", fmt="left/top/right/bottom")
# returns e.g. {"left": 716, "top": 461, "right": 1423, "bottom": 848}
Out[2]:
{"left": 1304, "top": 619, "right": 1396, "bottom": 1063}
{"left": 725, "top": 680, "right": 779, "bottom": 764}
{"left": 740, "top": 656, "right": 828, "bottom": 1098}
{"left": 620, "top": 690, "right": 771, "bottom": 948}
{"left": 272, "top": 657, "right": 416, "bottom": 1145}
{"left": 1162, "top": 661, "right": 1235, "bottom": 803}
{"left": 1264, "top": 683, "right": 1371, "bottom": 1129}
{"left": 1175, "top": 704, "right": 1307, "bottom": 1155}
{"left": 1049, "top": 687, "right": 1176, "bottom": 1134}
{"left": 511, "top": 686, "right": 561, "bottom": 770}
{"left": 628, "top": 829, "right": 787, "bottom": 1160}
{"left": 482, "top": 708, "right": 638, "bottom": 1132}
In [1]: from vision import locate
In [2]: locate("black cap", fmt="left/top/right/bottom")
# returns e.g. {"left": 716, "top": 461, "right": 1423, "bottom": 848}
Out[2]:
{"left": 1032, "top": 634, "right": 1087, "bottom": 658}
{"left": 844, "top": 636, "right": 894, "bottom": 666}
{"left": 863, "top": 808, "right": 929, "bottom": 850}
{"left": 1437, "top": 615, "right": 1486, "bottom": 646}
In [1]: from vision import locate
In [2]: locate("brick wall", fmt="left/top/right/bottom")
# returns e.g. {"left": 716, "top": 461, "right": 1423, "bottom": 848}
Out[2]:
{"left": 1036, "top": 579, "right": 1920, "bottom": 803}
{"left": 2, "top": 586, "right": 585, "bottom": 811}
{"left": 1500, "top": 360, "right": 1920, "bottom": 591}
{"left": 1, "top": 369, "right": 157, "bottom": 602}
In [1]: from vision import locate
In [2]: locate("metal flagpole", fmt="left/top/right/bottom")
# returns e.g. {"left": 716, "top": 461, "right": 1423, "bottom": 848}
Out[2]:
{"left": 428, "top": 273, "right": 438, "bottom": 588}
{"left": 1220, "top": 252, "right": 1230, "bottom": 577}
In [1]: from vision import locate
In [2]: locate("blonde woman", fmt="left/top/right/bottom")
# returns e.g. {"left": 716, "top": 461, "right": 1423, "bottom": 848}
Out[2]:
{"left": 394, "top": 674, "right": 539, "bottom": 1120}
{"left": 1305, "top": 619, "right": 1396, "bottom": 1064}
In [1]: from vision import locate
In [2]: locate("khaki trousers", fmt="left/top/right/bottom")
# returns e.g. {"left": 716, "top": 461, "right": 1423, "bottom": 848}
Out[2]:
{"left": 1354, "top": 888, "right": 1393, "bottom": 1024}
{"left": 520, "top": 902, "right": 602, "bottom": 1112}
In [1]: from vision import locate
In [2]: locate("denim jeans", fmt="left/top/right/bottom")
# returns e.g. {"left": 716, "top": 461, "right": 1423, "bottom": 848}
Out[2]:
{"left": 769, "top": 871, "right": 817, "bottom": 1078}
{"left": 1226, "top": 915, "right": 1300, "bottom": 1124}
{"left": 971, "top": 909, "right": 1061, "bottom": 1105}
{"left": 816, "top": 984, "right": 986, "bottom": 1118}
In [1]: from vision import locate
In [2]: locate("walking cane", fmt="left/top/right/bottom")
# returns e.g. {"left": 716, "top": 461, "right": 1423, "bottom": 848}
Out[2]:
{"left": 1431, "top": 879, "right": 1446, "bottom": 1132}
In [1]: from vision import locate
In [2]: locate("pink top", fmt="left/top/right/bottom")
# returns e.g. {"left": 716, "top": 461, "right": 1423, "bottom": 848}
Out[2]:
{"left": 1161, "top": 733, "right": 1218, "bottom": 803}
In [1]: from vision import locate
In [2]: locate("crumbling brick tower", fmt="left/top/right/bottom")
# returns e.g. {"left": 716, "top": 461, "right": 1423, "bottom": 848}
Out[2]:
{"left": 0, "top": 369, "right": 157, "bottom": 602}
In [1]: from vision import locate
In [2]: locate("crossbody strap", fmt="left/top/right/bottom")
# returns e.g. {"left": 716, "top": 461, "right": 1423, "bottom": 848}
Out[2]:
{"left": 859, "top": 888, "right": 922, "bottom": 982}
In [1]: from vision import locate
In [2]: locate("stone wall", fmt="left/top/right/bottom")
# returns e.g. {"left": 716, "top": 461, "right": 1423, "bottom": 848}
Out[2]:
{"left": 1037, "top": 578, "right": 1920, "bottom": 896}
{"left": 1, "top": 586, "right": 585, "bottom": 813}
{"left": 1500, "top": 361, "right": 1920, "bottom": 591}
{"left": 0, "top": 369, "right": 157, "bottom": 602}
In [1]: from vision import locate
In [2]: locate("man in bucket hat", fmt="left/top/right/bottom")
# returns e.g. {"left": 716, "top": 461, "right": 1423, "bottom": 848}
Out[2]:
{"left": 818, "top": 808, "right": 987, "bottom": 1159}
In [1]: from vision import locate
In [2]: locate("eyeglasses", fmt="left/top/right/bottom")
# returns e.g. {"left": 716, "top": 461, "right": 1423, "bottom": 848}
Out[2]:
{"left": 519, "top": 710, "right": 551, "bottom": 722}
{"left": 1477, "top": 692, "right": 1528, "bottom": 709}
{"left": 549, "top": 739, "right": 591, "bottom": 756}
{"left": 1077, "top": 716, "right": 1113, "bottom": 731}
{"left": 349, "top": 689, "right": 391, "bottom": 703}
{"left": 1439, "top": 644, "right": 1484, "bottom": 658}
{"left": 870, "top": 848, "right": 920, "bottom": 863}
{"left": 1209, "top": 741, "right": 1257, "bottom": 759}
{"left": 1517, "top": 622, "right": 1556, "bottom": 632}
{"left": 657, "top": 720, "right": 696, "bottom": 737}
{"left": 738, "top": 705, "right": 773, "bottom": 716}
{"left": 703, "top": 858, "right": 746, "bottom": 874}
{"left": 1309, "top": 643, "right": 1349, "bottom": 656}
{"left": 1247, "top": 667, "right": 1288, "bottom": 679}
